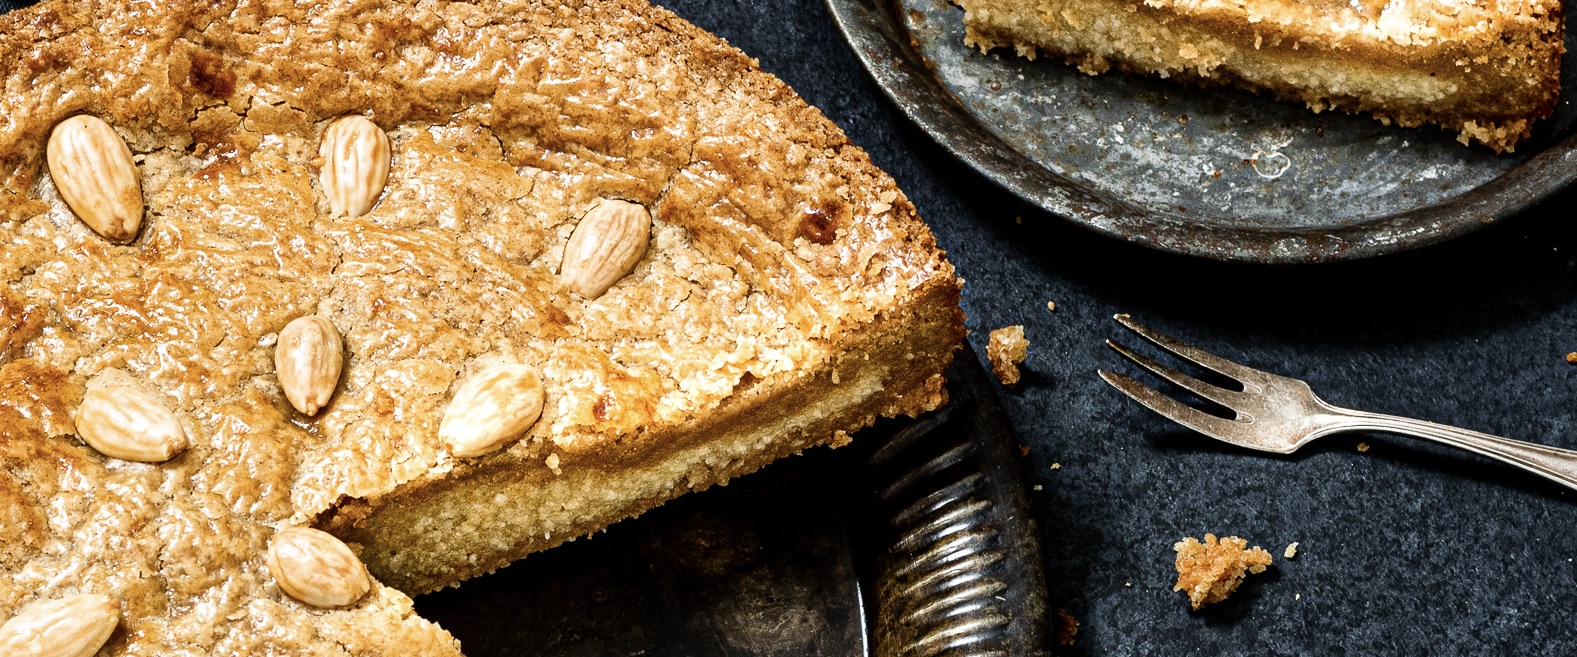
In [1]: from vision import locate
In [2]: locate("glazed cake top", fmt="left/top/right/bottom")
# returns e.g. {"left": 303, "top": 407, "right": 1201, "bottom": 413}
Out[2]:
{"left": 0, "top": 0, "right": 956, "bottom": 653}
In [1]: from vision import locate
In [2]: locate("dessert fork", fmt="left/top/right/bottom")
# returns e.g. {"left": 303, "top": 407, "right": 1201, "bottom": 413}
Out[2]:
{"left": 1099, "top": 314, "right": 1577, "bottom": 492}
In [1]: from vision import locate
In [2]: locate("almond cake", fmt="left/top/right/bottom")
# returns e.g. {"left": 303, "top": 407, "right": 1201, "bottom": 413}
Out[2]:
{"left": 952, "top": 0, "right": 1565, "bottom": 152}
{"left": 0, "top": 0, "right": 966, "bottom": 654}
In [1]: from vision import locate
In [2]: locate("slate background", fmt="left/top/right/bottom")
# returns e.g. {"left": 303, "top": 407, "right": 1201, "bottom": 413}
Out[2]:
{"left": 651, "top": 1, "right": 1577, "bottom": 655}
{"left": 7, "top": 0, "right": 1575, "bottom": 653}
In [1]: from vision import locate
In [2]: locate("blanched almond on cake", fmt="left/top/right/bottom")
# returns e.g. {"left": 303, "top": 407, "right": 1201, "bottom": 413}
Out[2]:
{"left": 267, "top": 527, "right": 371, "bottom": 608}
{"left": 318, "top": 115, "right": 391, "bottom": 218}
{"left": 75, "top": 384, "right": 189, "bottom": 463}
{"left": 0, "top": 594, "right": 120, "bottom": 657}
{"left": 560, "top": 199, "right": 651, "bottom": 299}
{"left": 439, "top": 364, "right": 545, "bottom": 458}
{"left": 46, "top": 115, "right": 144, "bottom": 243}
{"left": 275, "top": 315, "right": 344, "bottom": 416}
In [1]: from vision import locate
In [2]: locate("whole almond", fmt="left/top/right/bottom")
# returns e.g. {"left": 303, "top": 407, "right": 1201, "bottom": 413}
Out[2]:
{"left": 318, "top": 115, "right": 391, "bottom": 218}
{"left": 275, "top": 315, "right": 344, "bottom": 416}
{"left": 439, "top": 364, "right": 545, "bottom": 458}
{"left": 267, "top": 527, "right": 371, "bottom": 608}
{"left": 0, "top": 594, "right": 119, "bottom": 657}
{"left": 560, "top": 199, "right": 651, "bottom": 299}
{"left": 75, "top": 384, "right": 189, "bottom": 463}
{"left": 46, "top": 115, "right": 144, "bottom": 243}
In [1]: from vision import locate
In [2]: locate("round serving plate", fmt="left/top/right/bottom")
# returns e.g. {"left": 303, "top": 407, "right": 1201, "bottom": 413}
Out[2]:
{"left": 825, "top": 0, "right": 1577, "bottom": 263}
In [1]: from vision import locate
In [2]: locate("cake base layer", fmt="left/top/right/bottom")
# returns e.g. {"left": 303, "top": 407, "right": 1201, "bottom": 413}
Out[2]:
{"left": 323, "top": 277, "right": 963, "bottom": 595}
{"left": 954, "top": 0, "right": 1564, "bottom": 152}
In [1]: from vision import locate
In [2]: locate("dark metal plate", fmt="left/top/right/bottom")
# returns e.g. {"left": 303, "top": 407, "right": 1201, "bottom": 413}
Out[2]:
{"left": 417, "top": 344, "right": 1050, "bottom": 657}
{"left": 825, "top": 0, "right": 1577, "bottom": 263}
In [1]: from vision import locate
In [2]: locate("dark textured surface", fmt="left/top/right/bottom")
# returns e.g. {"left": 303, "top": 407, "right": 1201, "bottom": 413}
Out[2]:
{"left": 647, "top": 0, "right": 1577, "bottom": 655}
{"left": 10, "top": 0, "right": 1576, "bottom": 653}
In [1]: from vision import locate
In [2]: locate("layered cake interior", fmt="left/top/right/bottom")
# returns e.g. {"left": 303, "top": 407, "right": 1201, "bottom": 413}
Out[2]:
{"left": 953, "top": 0, "right": 1565, "bottom": 151}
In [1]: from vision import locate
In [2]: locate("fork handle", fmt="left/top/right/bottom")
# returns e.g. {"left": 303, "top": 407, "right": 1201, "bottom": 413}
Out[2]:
{"left": 1325, "top": 409, "right": 1577, "bottom": 492}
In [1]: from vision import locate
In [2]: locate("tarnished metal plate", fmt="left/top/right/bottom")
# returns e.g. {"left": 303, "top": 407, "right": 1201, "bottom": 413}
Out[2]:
{"left": 826, "top": 0, "right": 1577, "bottom": 263}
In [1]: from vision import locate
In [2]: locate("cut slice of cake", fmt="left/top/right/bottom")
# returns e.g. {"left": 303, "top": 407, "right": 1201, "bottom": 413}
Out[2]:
{"left": 953, "top": 0, "right": 1565, "bottom": 152}
{"left": 0, "top": 0, "right": 964, "bottom": 654}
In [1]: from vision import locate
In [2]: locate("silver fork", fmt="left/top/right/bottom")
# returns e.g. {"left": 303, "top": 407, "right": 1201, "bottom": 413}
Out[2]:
{"left": 1099, "top": 314, "right": 1577, "bottom": 492}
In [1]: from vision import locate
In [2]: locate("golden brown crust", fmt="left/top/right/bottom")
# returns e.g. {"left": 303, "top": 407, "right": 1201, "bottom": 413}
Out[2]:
{"left": 954, "top": 0, "right": 1564, "bottom": 152}
{"left": 0, "top": 0, "right": 964, "bottom": 654}
{"left": 1172, "top": 534, "right": 1273, "bottom": 609}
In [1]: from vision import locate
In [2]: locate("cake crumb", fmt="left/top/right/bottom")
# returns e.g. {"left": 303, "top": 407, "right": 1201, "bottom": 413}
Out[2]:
{"left": 1566, "top": 352, "right": 1577, "bottom": 364}
{"left": 1284, "top": 542, "right": 1298, "bottom": 559}
{"left": 1357, "top": 441, "right": 1371, "bottom": 453}
{"left": 1172, "top": 534, "right": 1273, "bottom": 609}
{"left": 1295, "top": 593, "right": 1301, "bottom": 600}
{"left": 1125, "top": 581, "right": 1132, "bottom": 587}
{"left": 1046, "top": 300, "right": 1057, "bottom": 312}
{"left": 987, "top": 325, "right": 1029, "bottom": 387}
{"left": 545, "top": 453, "right": 562, "bottom": 473}
{"left": 1054, "top": 608, "right": 1080, "bottom": 646}
{"left": 1033, "top": 484, "right": 1044, "bottom": 491}
{"left": 1051, "top": 462, "right": 1061, "bottom": 470}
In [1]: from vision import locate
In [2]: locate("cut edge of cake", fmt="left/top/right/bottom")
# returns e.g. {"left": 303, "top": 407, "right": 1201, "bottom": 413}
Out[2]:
{"left": 953, "top": 0, "right": 1565, "bottom": 152}
{"left": 325, "top": 268, "right": 962, "bottom": 594}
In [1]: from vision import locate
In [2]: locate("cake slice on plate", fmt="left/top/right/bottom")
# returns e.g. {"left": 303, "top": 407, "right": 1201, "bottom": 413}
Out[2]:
{"left": 952, "top": 0, "right": 1565, "bottom": 152}
{"left": 0, "top": 0, "right": 964, "bottom": 654}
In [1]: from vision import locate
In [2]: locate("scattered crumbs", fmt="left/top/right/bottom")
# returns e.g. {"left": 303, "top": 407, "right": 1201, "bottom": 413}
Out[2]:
{"left": 1051, "top": 462, "right": 1062, "bottom": 470}
{"left": 1033, "top": 484, "right": 1044, "bottom": 491}
{"left": 1054, "top": 609, "right": 1080, "bottom": 646}
{"left": 987, "top": 325, "right": 1029, "bottom": 387}
{"left": 1284, "top": 542, "right": 1299, "bottom": 559}
{"left": 1566, "top": 352, "right": 1577, "bottom": 364}
{"left": 1172, "top": 534, "right": 1273, "bottom": 609}
{"left": 1046, "top": 300, "right": 1057, "bottom": 312}
{"left": 1357, "top": 442, "right": 1371, "bottom": 453}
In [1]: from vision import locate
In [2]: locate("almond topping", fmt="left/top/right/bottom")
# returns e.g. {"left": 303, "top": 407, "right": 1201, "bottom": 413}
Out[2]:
{"left": 439, "top": 364, "right": 545, "bottom": 458}
{"left": 267, "top": 527, "right": 372, "bottom": 608}
{"left": 275, "top": 315, "right": 344, "bottom": 416}
{"left": 46, "top": 115, "right": 144, "bottom": 243}
{"left": 0, "top": 594, "right": 120, "bottom": 657}
{"left": 74, "top": 384, "right": 189, "bottom": 463}
{"left": 560, "top": 199, "right": 651, "bottom": 299}
{"left": 318, "top": 115, "right": 391, "bottom": 218}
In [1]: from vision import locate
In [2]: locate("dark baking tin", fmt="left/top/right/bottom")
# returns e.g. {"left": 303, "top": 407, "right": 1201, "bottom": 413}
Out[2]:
{"left": 825, "top": 0, "right": 1577, "bottom": 263}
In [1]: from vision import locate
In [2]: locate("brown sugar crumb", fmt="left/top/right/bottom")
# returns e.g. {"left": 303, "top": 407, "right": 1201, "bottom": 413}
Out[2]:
{"left": 1054, "top": 608, "right": 1080, "bottom": 646}
{"left": 1172, "top": 534, "right": 1273, "bottom": 609}
{"left": 987, "top": 325, "right": 1029, "bottom": 387}
{"left": 1565, "top": 352, "right": 1576, "bottom": 364}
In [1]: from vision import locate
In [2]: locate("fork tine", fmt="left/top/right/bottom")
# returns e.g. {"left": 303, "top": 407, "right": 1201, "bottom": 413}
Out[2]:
{"left": 1113, "top": 314, "right": 1265, "bottom": 384}
{"left": 1098, "top": 370, "right": 1246, "bottom": 439}
{"left": 1105, "top": 339, "right": 1245, "bottom": 408}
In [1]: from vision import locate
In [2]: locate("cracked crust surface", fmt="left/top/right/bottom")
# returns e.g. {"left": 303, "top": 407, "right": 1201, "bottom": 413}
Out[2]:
{"left": 0, "top": 0, "right": 964, "bottom": 654}
{"left": 953, "top": 0, "right": 1564, "bottom": 152}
